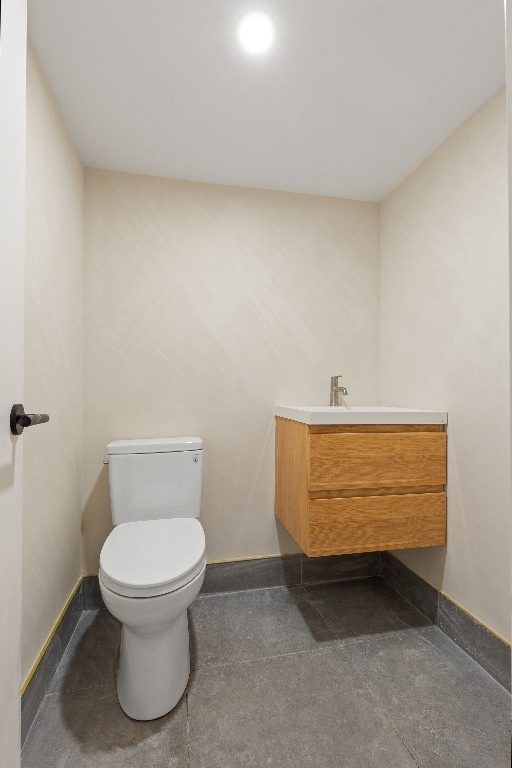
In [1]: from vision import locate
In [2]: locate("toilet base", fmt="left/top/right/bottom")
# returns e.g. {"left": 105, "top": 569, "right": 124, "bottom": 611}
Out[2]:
{"left": 99, "top": 564, "right": 205, "bottom": 721}
{"left": 118, "top": 611, "right": 189, "bottom": 720}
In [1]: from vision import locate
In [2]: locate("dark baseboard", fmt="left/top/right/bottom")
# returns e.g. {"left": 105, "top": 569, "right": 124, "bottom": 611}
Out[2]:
{"left": 200, "top": 552, "right": 380, "bottom": 594}
{"left": 22, "top": 551, "right": 510, "bottom": 746}
{"left": 380, "top": 552, "right": 511, "bottom": 691}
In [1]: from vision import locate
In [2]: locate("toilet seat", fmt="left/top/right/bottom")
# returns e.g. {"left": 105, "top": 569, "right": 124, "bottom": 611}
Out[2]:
{"left": 99, "top": 518, "right": 206, "bottom": 598}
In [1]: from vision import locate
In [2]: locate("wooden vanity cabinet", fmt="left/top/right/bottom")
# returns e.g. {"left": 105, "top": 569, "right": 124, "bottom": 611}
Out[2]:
{"left": 274, "top": 417, "right": 447, "bottom": 557}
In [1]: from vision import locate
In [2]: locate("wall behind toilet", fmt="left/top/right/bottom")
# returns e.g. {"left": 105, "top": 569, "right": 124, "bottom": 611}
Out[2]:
{"left": 83, "top": 172, "right": 380, "bottom": 571}
{"left": 23, "top": 46, "right": 84, "bottom": 683}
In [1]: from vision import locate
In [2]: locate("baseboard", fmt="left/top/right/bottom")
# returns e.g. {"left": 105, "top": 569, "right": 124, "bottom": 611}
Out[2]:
{"left": 200, "top": 551, "right": 380, "bottom": 594}
{"left": 380, "top": 552, "right": 511, "bottom": 691}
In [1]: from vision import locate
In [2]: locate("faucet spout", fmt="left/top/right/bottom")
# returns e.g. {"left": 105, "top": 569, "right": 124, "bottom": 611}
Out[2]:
{"left": 330, "top": 375, "right": 349, "bottom": 407}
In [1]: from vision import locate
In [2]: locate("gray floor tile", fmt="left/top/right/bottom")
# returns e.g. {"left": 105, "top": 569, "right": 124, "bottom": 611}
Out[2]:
{"left": 346, "top": 626, "right": 511, "bottom": 768}
{"left": 48, "top": 609, "right": 120, "bottom": 695}
{"left": 189, "top": 586, "right": 337, "bottom": 668}
{"left": 303, "top": 577, "right": 433, "bottom": 639}
{"left": 187, "top": 647, "right": 418, "bottom": 768}
{"left": 21, "top": 686, "right": 188, "bottom": 768}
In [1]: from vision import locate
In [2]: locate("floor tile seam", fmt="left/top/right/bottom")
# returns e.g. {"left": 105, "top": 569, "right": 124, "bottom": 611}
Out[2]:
{"left": 197, "top": 583, "right": 303, "bottom": 599}
{"left": 44, "top": 682, "right": 115, "bottom": 699}
{"left": 50, "top": 607, "right": 101, "bottom": 679}
{"left": 391, "top": 614, "right": 436, "bottom": 635}
{"left": 190, "top": 631, "right": 413, "bottom": 676}
{"left": 185, "top": 693, "right": 191, "bottom": 768}
{"left": 197, "top": 574, "right": 376, "bottom": 600}
{"left": 297, "top": 585, "right": 350, "bottom": 635}
{"left": 299, "top": 586, "right": 340, "bottom": 632}
{"left": 299, "top": 585, "right": 406, "bottom": 639}
{"left": 430, "top": 629, "right": 512, "bottom": 695}
{"left": 362, "top": 681, "right": 424, "bottom": 768}
{"left": 191, "top": 641, "right": 346, "bottom": 672}
{"left": 21, "top": 693, "right": 48, "bottom": 755}
{"left": 39, "top": 609, "right": 90, "bottom": 701}
{"left": 380, "top": 577, "right": 436, "bottom": 628}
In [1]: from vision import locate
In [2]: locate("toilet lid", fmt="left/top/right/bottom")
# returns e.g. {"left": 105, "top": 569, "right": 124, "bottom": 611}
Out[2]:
{"left": 99, "top": 518, "right": 206, "bottom": 598}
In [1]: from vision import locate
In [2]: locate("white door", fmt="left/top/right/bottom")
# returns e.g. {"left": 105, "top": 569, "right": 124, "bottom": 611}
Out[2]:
{"left": 0, "top": 1, "right": 27, "bottom": 766}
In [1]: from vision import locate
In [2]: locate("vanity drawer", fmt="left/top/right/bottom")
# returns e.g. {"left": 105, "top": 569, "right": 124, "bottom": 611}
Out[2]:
{"left": 309, "top": 431, "right": 447, "bottom": 491}
{"left": 307, "top": 492, "right": 446, "bottom": 557}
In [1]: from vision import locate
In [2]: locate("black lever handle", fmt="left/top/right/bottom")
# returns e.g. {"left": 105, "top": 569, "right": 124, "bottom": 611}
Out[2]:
{"left": 10, "top": 404, "right": 50, "bottom": 435}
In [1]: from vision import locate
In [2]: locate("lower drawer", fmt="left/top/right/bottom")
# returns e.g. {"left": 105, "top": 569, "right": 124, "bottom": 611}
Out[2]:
{"left": 307, "top": 492, "right": 446, "bottom": 557}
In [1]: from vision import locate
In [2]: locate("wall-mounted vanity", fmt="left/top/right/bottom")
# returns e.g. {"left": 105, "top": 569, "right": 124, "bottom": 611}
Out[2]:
{"left": 274, "top": 406, "right": 447, "bottom": 557}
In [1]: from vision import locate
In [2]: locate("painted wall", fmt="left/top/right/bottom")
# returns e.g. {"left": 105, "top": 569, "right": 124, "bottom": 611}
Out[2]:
{"left": 380, "top": 88, "right": 510, "bottom": 642}
{"left": 22, "top": 46, "right": 84, "bottom": 683}
{"left": 83, "top": 171, "right": 380, "bottom": 571}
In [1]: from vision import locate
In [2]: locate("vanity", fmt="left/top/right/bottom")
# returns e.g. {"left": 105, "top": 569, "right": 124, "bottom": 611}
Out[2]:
{"left": 274, "top": 406, "right": 447, "bottom": 557}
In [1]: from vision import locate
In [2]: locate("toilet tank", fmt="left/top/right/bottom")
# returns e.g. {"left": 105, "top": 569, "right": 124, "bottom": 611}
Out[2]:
{"left": 105, "top": 437, "right": 203, "bottom": 525}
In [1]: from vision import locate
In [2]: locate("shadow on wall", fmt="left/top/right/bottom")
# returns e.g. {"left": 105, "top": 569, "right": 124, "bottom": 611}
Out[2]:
{"left": 82, "top": 467, "right": 112, "bottom": 575}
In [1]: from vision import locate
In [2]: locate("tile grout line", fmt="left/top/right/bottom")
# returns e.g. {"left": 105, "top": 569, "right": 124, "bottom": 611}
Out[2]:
{"left": 191, "top": 631, "right": 396, "bottom": 674}
{"left": 185, "top": 692, "right": 191, "bottom": 768}
{"left": 192, "top": 642, "right": 344, "bottom": 672}
{"left": 381, "top": 578, "right": 435, "bottom": 627}
{"left": 364, "top": 683, "right": 423, "bottom": 768}
{"left": 43, "top": 681, "right": 113, "bottom": 699}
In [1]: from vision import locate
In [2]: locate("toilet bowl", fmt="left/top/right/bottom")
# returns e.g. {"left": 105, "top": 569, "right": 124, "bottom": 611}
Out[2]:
{"left": 100, "top": 437, "right": 205, "bottom": 720}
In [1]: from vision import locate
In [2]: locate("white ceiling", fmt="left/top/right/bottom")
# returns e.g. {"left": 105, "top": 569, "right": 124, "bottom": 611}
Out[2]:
{"left": 28, "top": 1, "right": 505, "bottom": 202}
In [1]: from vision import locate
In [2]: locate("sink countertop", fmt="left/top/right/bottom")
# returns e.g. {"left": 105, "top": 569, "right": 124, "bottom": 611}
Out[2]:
{"left": 274, "top": 405, "right": 447, "bottom": 425}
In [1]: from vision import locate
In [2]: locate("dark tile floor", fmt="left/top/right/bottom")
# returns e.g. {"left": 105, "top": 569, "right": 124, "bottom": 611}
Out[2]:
{"left": 21, "top": 577, "right": 511, "bottom": 768}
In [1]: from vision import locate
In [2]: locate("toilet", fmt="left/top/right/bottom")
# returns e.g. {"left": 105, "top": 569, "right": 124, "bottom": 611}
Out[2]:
{"left": 99, "top": 437, "right": 206, "bottom": 721}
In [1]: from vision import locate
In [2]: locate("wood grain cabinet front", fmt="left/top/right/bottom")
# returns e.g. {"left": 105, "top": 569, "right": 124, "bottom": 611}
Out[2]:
{"left": 275, "top": 417, "right": 447, "bottom": 557}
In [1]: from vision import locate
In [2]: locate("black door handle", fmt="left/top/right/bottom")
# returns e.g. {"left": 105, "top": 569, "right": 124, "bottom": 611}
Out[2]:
{"left": 10, "top": 404, "right": 50, "bottom": 435}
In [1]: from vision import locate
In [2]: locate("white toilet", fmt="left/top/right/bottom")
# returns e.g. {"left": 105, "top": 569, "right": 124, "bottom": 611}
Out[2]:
{"left": 99, "top": 437, "right": 206, "bottom": 721}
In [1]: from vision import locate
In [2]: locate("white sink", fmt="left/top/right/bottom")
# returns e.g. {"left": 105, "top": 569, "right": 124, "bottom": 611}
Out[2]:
{"left": 274, "top": 405, "right": 447, "bottom": 425}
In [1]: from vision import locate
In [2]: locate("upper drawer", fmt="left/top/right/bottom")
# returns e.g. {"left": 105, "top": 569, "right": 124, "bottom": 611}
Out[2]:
{"left": 309, "top": 431, "right": 446, "bottom": 490}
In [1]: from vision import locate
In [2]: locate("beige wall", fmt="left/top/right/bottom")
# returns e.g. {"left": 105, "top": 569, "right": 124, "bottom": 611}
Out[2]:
{"left": 380, "top": 88, "right": 510, "bottom": 642}
{"left": 23, "top": 46, "right": 84, "bottom": 683}
{"left": 83, "top": 171, "right": 380, "bottom": 571}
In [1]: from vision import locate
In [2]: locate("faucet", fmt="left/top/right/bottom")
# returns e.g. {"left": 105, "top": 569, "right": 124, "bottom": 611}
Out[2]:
{"left": 330, "top": 375, "right": 348, "bottom": 407}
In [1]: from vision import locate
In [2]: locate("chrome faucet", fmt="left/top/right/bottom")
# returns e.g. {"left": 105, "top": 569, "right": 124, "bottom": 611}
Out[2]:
{"left": 330, "top": 375, "right": 348, "bottom": 407}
